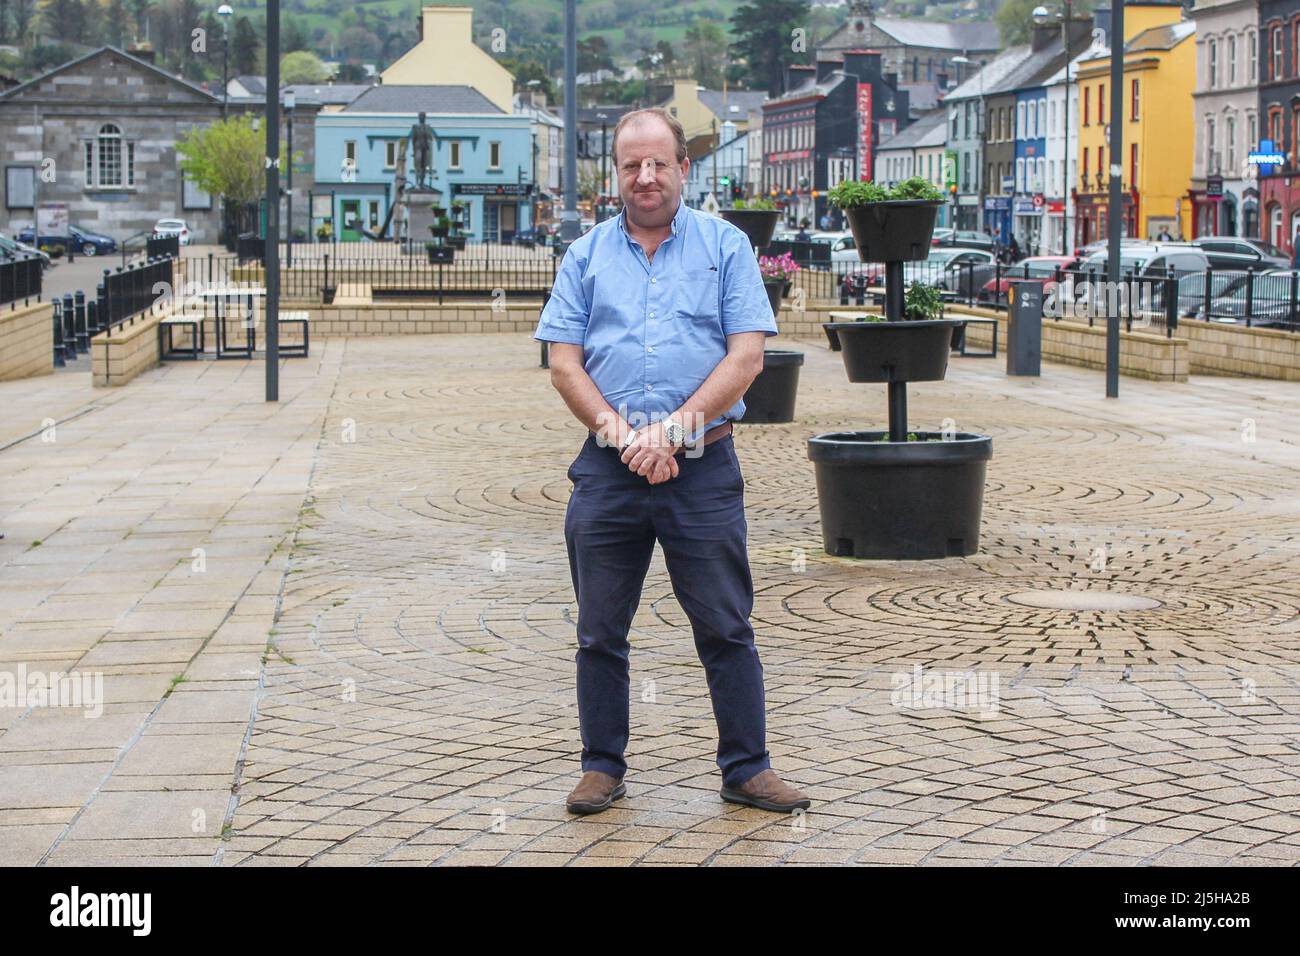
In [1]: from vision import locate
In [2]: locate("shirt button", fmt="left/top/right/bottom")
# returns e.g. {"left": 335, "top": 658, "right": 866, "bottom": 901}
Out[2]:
{"left": 651, "top": 277, "right": 657, "bottom": 284}
{"left": 645, "top": 384, "right": 653, "bottom": 391}
{"left": 646, "top": 345, "right": 654, "bottom": 353}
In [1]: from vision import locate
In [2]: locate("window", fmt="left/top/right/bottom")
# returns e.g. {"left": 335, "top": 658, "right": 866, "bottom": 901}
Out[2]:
{"left": 1206, "top": 117, "right": 1217, "bottom": 174}
{"left": 1269, "top": 106, "right": 1282, "bottom": 144}
{"left": 1098, "top": 83, "right": 1105, "bottom": 125}
{"left": 1050, "top": 99, "right": 1057, "bottom": 134}
{"left": 1227, "top": 115, "right": 1237, "bottom": 172}
{"left": 1293, "top": 104, "right": 1300, "bottom": 164}
{"left": 5, "top": 166, "right": 35, "bottom": 209}
{"left": 344, "top": 140, "right": 356, "bottom": 164}
{"left": 1209, "top": 38, "right": 1218, "bottom": 87}
{"left": 489, "top": 141, "right": 501, "bottom": 169}
{"left": 1273, "top": 26, "right": 1283, "bottom": 80}
{"left": 988, "top": 163, "right": 995, "bottom": 192}
{"left": 1039, "top": 99, "right": 1046, "bottom": 136}
{"left": 1130, "top": 144, "right": 1138, "bottom": 186}
{"left": 1083, "top": 86, "right": 1090, "bottom": 125}
{"left": 84, "top": 123, "right": 134, "bottom": 189}
{"left": 368, "top": 200, "right": 380, "bottom": 229}
{"left": 964, "top": 101, "right": 972, "bottom": 138}
{"left": 951, "top": 107, "right": 959, "bottom": 138}
{"left": 1097, "top": 146, "right": 1104, "bottom": 182}
{"left": 1248, "top": 112, "right": 1258, "bottom": 153}
{"left": 1016, "top": 157, "right": 1025, "bottom": 192}
{"left": 1295, "top": 22, "right": 1300, "bottom": 78}
{"left": 1249, "top": 31, "right": 1258, "bottom": 82}
{"left": 1082, "top": 147, "right": 1089, "bottom": 188}
{"left": 1229, "top": 35, "right": 1238, "bottom": 85}
{"left": 384, "top": 141, "right": 397, "bottom": 169}
{"left": 1017, "top": 103, "right": 1025, "bottom": 140}
{"left": 449, "top": 141, "right": 461, "bottom": 168}
{"left": 1131, "top": 79, "right": 1140, "bottom": 121}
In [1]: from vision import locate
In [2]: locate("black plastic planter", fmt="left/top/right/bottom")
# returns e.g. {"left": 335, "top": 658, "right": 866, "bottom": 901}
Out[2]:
{"left": 842, "top": 200, "right": 942, "bottom": 263}
{"left": 739, "top": 350, "right": 803, "bottom": 423}
{"left": 808, "top": 431, "right": 993, "bottom": 559}
{"left": 764, "top": 279, "right": 783, "bottom": 317}
{"left": 720, "top": 208, "right": 780, "bottom": 249}
{"left": 823, "top": 318, "right": 966, "bottom": 383}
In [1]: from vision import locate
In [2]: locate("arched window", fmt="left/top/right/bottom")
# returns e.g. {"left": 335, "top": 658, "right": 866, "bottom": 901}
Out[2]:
{"left": 1268, "top": 203, "right": 1283, "bottom": 248}
{"left": 84, "top": 123, "right": 134, "bottom": 189}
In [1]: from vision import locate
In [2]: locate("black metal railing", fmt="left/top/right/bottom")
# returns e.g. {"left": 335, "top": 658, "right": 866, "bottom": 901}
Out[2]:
{"left": 0, "top": 253, "right": 42, "bottom": 309}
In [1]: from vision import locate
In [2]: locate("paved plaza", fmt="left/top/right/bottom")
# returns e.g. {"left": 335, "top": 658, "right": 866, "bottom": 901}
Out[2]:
{"left": 1, "top": 333, "right": 1298, "bottom": 866}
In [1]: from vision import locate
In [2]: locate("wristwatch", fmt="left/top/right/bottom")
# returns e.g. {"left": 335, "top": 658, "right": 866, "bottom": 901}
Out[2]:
{"left": 663, "top": 416, "right": 685, "bottom": 447}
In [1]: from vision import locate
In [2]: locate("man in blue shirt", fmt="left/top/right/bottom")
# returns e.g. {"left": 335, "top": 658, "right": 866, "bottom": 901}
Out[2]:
{"left": 536, "top": 107, "right": 811, "bottom": 816}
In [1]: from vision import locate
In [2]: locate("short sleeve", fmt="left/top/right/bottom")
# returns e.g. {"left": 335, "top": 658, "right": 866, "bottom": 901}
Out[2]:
{"left": 534, "top": 246, "right": 590, "bottom": 345}
{"left": 720, "top": 228, "right": 779, "bottom": 337}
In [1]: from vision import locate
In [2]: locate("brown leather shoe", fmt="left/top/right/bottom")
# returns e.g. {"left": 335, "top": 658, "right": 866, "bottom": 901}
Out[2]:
{"left": 565, "top": 770, "right": 626, "bottom": 815}
{"left": 720, "top": 769, "right": 811, "bottom": 813}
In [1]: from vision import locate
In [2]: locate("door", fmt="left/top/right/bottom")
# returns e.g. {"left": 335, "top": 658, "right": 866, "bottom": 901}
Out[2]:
{"left": 500, "top": 203, "right": 518, "bottom": 241}
{"left": 341, "top": 200, "right": 362, "bottom": 241}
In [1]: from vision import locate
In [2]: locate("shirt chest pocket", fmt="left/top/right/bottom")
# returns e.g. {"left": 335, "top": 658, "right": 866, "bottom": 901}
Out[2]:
{"left": 675, "top": 268, "right": 721, "bottom": 323}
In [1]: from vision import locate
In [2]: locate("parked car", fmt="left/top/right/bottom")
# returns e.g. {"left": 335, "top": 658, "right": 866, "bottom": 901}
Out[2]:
{"left": 840, "top": 246, "right": 996, "bottom": 298}
{"left": 0, "top": 233, "right": 52, "bottom": 268}
{"left": 931, "top": 228, "right": 997, "bottom": 252}
{"left": 978, "top": 256, "right": 1075, "bottom": 306}
{"left": 151, "top": 218, "right": 191, "bottom": 245}
{"left": 1076, "top": 243, "right": 1210, "bottom": 278}
{"left": 1061, "top": 244, "right": 1212, "bottom": 318}
{"left": 1190, "top": 269, "right": 1300, "bottom": 326}
{"left": 15, "top": 223, "right": 117, "bottom": 256}
{"left": 1191, "top": 236, "right": 1290, "bottom": 271}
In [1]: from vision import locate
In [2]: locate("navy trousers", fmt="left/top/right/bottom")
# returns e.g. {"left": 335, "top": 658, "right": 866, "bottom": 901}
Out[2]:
{"left": 563, "top": 432, "right": 771, "bottom": 790}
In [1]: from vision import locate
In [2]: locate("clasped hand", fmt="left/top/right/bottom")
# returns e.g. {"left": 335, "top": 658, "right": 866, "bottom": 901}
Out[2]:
{"left": 620, "top": 422, "right": 679, "bottom": 485}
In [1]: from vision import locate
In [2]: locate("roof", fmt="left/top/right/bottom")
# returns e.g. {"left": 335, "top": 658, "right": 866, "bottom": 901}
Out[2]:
{"left": 698, "top": 88, "right": 768, "bottom": 121}
{"left": 872, "top": 18, "right": 1002, "bottom": 52}
{"left": 985, "top": 38, "right": 1073, "bottom": 96}
{"left": 877, "top": 108, "right": 947, "bottom": 152}
{"left": 765, "top": 71, "right": 849, "bottom": 107}
{"left": 943, "top": 45, "right": 1032, "bottom": 101}
{"left": 898, "top": 80, "right": 944, "bottom": 113}
{"left": 343, "top": 85, "right": 503, "bottom": 114}
{"left": 232, "top": 75, "right": 266, "bottom": 95}
{"left": 0, "top": 45, "right": 221, "bottom": 103}
{"left": 283, "top": 83, "right": 372, "bottom": 106}
{"left": 1126, "top": 20, "right": 1197, "bottom": 54}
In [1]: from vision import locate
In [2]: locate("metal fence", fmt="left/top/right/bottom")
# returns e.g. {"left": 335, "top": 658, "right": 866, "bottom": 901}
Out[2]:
{"left": 0, "top": 253, "right": 42, "bottom": 309}
{"left": 51, "top": 256, "right": 177, "bottom": 368}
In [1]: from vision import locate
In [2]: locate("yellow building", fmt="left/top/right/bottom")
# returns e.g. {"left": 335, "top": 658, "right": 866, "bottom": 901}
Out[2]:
{"left": 382, "top": 6, "right": 514, "bottom": 113}
{"left": 656, "top": 78, "right": 767, "bottom": 160}
{"left": 1074, "top": 2, "right": 1195, "bottom": 243}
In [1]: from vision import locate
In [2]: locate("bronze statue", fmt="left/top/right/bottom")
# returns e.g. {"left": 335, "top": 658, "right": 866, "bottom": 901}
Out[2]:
{"left": 410, "top": 112, "right": 435, "bottom": 189}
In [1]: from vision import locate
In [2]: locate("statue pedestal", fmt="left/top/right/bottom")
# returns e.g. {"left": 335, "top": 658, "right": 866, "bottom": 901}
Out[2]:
{"left": 403, "top": 186, "right": 444, "bottom": 249}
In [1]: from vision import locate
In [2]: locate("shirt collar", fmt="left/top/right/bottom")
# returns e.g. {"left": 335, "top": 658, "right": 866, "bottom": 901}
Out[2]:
{"left": 617, "top": 197, "right": 688, "bottom": 239}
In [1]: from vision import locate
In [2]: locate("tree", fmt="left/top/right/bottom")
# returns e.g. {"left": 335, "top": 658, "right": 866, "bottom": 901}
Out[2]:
{"left": 40, "top": 0, "right": 93, "bottom": 44}
{"left": 577, "top": 35, "right": 614, "bottom": 77}
{"left": 685, "top": 20, "right": 726, "bottom": 89}
{"left": 282, "top": 14, "right": 309, "bottom": 53}
{"left": 997, "top": 0, "right": 1095, "bottom": 46}
{"left": 504, "top": 57, "right": 555, "bottom": 101}
{"left": 11, "top": 0, "right": 36, "bottom": 43}
{"left": 334, "top": 61, "right": 367, "bottom": 82}
{"left": 338, "top": 25, "right": 378, "bottom": 62}
{"left": 177, "top": 114, "right": 286, "bottom": 204}
{"left": 730, "top": 0, "right": 808, "bottom": 95}
{"left": 230, "top": 15, "right": 259, "bottom": 75}
{"left": 280, "top": 49, "right": 328, "bottom": 84}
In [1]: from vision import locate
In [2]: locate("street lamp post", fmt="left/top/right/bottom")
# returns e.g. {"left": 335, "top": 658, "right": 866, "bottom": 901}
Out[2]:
{"left": 264, "top": 0, "right": 281, "bottom": 402}
{"left": 596, "top": 111, "right": 608, "bottom": 223}
{"left": 1105, "top": 0, "right": 1124, "bottom": 398}
{"left": 217, "top": 4, "right": 232, "bottom": 120}
{"left": 284, "top": 89, "right": 295, "bottom": 269}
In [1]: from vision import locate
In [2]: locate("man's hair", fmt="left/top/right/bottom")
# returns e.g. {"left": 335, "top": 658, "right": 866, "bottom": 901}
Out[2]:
{"left": 610, "top": 107, "right": 688, "bottom": 167}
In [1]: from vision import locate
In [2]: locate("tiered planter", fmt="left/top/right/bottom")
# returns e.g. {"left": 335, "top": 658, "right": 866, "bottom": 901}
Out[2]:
{"left": 808, "top": 198, "right": 993, "bottom": 560}
{"left": 723, "top": 207, "right": 802, "bottom": 424}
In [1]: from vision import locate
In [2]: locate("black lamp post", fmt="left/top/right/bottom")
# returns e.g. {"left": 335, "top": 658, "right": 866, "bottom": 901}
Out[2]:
{"left": 284, "top": 88, "right": 295, "bottom": 268}
{"left": 264, "top": 0, "right": 280, "bottom": 402}
{"left": 218, "top": 4, "right": 232, "bottom": 120}
{"left": 596, "top": 111, "right": 608, "bottom": 223}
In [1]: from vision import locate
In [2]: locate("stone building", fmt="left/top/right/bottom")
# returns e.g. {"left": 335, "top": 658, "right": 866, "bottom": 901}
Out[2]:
{"left": 0, "top": 46, "right": 318, "bottom": 245}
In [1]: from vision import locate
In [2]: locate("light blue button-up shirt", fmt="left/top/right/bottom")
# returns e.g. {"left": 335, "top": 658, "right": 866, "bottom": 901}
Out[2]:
{"left": 535, "top": 199, "right": 777, "bottom": 440}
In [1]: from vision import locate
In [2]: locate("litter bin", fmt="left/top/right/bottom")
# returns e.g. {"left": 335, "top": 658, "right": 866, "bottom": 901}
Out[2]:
{"left": 1006, "top": 280, "right": 1042, "bottom": 376}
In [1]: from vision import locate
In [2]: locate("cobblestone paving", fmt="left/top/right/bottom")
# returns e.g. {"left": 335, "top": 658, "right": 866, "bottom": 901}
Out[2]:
{"left": 217, "top": 334, "right": 1300, "bottom": 867}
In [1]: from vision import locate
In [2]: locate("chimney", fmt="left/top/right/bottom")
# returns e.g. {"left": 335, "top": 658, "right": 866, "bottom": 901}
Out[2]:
{"left": 816, "top": 58, "right": 843, "bottom": 83}
{"left": 1031, "top": 22, "right": 1056, "bottom": 52}
{"left": 841, "top": 49, "right": 883, "bottom": 83}
{"left": 784, "top": 63, "right": 815, "bottom": 93}
{"left": 1093, "top": 7, "right": 1112, "bottom": 47}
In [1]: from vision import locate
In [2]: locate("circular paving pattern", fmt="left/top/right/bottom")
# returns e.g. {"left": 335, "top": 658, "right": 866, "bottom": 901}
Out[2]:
{"left": 223, "top": 335, "right": 1300, "bottom": 867}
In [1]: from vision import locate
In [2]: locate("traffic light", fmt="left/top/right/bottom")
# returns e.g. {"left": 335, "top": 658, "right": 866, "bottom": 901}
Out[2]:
{"left": 719, "top": 176, "right": 730, "bottom": 187}
{"left": 732, "top": 183, "right": 742, "bottom": 200}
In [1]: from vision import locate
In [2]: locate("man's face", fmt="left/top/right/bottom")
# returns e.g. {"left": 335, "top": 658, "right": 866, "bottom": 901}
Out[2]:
{"left": 615, "top": 118, "right": 688, "bottom": 227}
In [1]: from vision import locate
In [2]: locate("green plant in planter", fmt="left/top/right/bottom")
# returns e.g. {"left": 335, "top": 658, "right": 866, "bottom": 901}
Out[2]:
{"left": 436, "top": 216, "right": 451, "bottom": 229}
{"left": 889, "top": 176, "right": 945, "bottom": 202}
{"left": 829, "top": 177, "right": 943, "bottom": 208}
{"left": 732, "top": 197, "right": 777, "bottom": 210}
{"left": 903, "top": 282, "right": 944, "bottom": 322}
{"left": 852, "top": 313, "right": 886, "bottom": 322}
